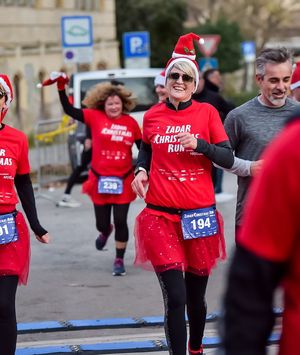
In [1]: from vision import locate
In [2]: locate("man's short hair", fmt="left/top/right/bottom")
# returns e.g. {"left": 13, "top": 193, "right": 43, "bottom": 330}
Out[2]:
{"left": 255, "top": 47, "right": 293, "bottom": 77}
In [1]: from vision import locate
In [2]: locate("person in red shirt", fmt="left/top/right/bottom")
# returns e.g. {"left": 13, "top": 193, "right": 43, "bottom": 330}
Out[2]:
{"left": 290, "top": 61, "right": 300, "bottom": 102}
{"left": 220, "top": 110, "right": 300, "bottom": 355}
{"left": 131, "top": 33, "right": 234, "bottom": 355}
{"left": 0, "top": 74, "right": 50, "bottom": 355}
{"left": 42, "top": 75, "right": 142, "bottom": 276}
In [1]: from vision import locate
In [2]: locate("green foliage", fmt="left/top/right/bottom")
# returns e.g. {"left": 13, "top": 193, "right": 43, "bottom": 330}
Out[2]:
{"left": 116, "top": 0, "right": 188, "bottom": 67}
{"left": 27, "top": 130, "right": 36, "bottom": 148}
{"left": 226, "top": 89, "right": 259, "bottom": 107}
{"left": 189, "top": 16, "right": 244, "bottom": 73}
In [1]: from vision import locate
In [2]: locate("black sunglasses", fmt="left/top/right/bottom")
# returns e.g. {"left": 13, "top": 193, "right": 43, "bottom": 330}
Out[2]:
{"left": 168, "top": 72, "right": 194, "bottom": 83}
{"left": 0, "top": 90, "right": 6, "bottom": 100}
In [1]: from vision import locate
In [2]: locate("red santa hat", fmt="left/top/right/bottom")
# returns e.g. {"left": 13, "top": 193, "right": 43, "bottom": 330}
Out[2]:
{"left": 291, "top": 62, "right": 300, "bottom": 90}
{"left": 164, "top": 33, "right": 201, "bottom": 91}
{"left": 37, "top": 71, "right": 69, "bottom": 88}
{"left": 0, "top": 74, "right": 13, "bottom": 122}
{"left": 154, "top": 70, "right": 166, "bottom": 87}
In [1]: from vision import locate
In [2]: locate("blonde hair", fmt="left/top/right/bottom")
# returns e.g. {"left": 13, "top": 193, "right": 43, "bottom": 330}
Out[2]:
{"left": 82, "top": 82, "right": 136, "bottom": 113}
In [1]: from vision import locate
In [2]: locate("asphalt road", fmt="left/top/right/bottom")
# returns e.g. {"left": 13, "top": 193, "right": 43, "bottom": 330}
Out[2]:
{"left": 15, "top": 172, "right": 280, "bottom": 354}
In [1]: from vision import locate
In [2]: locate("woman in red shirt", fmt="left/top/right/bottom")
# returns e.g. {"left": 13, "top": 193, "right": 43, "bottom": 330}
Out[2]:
{"left": 0, "top": 74, "right": 49, "bottom": 354}
{"left": 132, "top": 33, "right": 234, "bottom": 355}
{"left": 42, "top": 75, "right": 142, "bottom": 276}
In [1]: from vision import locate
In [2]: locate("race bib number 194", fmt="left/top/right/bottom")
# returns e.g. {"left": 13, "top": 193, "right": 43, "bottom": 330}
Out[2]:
{"left": 181, "top": 207, "right": 218, "bottom": 240}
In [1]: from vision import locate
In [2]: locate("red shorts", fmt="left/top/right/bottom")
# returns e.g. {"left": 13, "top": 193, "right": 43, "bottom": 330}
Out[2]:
{"left": 82, "top": 169, "right": 136, "bottom": 205}
{"left": 0, "top": 211, "right": 30, "bottom": 285}
{"left": 134, "top": 208, "right": 226, "bottom": 276}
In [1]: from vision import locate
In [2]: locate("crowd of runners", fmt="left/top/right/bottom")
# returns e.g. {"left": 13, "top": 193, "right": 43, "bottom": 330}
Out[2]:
{"left": 1, "top": 32, "right": 300, "bottom": 355}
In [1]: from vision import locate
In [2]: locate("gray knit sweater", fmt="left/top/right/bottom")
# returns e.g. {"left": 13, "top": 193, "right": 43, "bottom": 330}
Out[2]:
{"left": 224, "top": 96, "right": 299, "bottom": 226}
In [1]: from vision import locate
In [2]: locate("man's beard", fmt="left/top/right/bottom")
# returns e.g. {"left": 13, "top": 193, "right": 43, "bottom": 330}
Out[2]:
{"left": 268, "top": 93, "right": 287, "bottom": 107}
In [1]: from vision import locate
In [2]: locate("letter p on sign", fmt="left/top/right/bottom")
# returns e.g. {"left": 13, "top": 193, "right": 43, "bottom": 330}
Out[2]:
{"left": 130, "top": 37, "right": 143, "bottom": 54}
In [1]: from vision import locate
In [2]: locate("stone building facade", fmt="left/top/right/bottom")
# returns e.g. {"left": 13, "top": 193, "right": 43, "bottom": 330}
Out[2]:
{"left": 0, "top": 0, "right": 119, "bottom": 132}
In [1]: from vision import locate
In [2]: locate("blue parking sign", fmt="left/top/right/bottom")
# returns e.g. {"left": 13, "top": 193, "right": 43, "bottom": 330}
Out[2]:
{"left": 241, "top": 41, "right": 256, "bottom": 62}
{"left": 123, "top": 32, "right": 150, "bottom": 58}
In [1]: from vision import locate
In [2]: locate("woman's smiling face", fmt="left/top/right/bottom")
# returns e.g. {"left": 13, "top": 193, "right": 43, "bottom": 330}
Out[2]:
{"left": 166, "top": 66, "right": 195, "bottom": 106}
{"left": 104, "top": 95, "right": 123, "bottom": 119}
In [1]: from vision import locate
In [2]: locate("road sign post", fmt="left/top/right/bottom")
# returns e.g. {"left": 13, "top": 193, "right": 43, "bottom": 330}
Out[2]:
{"left": 123, "top": 31, "right": 150, "bottom": 68}
{"left": 61, "top": 15, "right": 93, "bottom": 64}
{"left": 241, "top": 41, "right": 256, "bottom": 92}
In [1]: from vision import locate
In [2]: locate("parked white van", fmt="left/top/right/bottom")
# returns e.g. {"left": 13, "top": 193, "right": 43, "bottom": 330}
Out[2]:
{"left": 68, "top": 68, "right": 162, "bottom": 170}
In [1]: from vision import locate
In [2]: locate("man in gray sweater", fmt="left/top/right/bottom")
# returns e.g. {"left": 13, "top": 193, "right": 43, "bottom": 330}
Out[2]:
{"left": 224, "top": 47, "right": 299, "bottom": 235}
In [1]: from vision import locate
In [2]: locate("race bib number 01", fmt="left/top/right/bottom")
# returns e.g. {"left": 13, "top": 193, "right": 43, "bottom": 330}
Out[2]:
{"left": 0, "top": 213, "right": 19, "bottom": 245}
{"left": 98, "top": 176, "right": 123, "bottom": 194}
{"left": 181, "top": 207, "right": 218, "bottom": 240}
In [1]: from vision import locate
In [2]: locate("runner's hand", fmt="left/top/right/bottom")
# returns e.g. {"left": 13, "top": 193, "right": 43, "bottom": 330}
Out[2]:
{"left": 37, "top": 72, "right": 69, "bottom": 90}
{"left": 131, "top": 171, "right": 148, "bottom": 198}
{"left": 176, "top": 132, "right": 197, "bottom": 150}
{"left": 36, "top": 233, "right": 50, "bottom": 244}
{"left": 250, "top": 160, "right": 263, "bottom": 176}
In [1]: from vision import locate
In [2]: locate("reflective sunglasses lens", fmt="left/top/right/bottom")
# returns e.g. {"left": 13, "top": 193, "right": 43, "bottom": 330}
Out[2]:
{"left": 168, "top": 73, "right": 193, "bottom": 83}
{"left": 182, "top": 74, "right": 194, "bottom": 82}
{"left": 0, "top": 92, "right": 5, "bottom": 99}
{"left": 169, "top": 73, "right": 180, "bottom": 80}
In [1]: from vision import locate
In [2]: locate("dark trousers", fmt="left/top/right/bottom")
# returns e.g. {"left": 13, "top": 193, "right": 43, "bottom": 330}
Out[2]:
{"left": 93, "top": 203, "right": 130, "bottom": 243}
{"left": 0, "top": 275, "right": 18, "bottom": 355}
{"left": 156, "top": 269, "right": 208, "bottom": 355}
{"left": 212, "top": 166, "right": 223, "bottom": 194}
{"left": 65, "top": 148, "right": 92, "bottom": 194}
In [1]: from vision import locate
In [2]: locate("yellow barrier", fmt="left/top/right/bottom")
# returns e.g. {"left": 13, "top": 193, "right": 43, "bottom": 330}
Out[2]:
{"left": 35, "top": 115, "right": 76, "bottom": 143}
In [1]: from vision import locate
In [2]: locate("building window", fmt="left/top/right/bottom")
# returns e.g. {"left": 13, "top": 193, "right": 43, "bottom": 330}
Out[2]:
{"left": 0, "top": 0, "right": 36, "bottom": 6}
{"left": 74, "top": 0, "right": 97, "bottom": 11}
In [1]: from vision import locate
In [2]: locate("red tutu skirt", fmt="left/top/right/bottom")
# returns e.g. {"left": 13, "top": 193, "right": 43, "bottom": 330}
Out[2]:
{"left": 134, "top": 208, "right": 226, "bottom": 276}
{"left": 82, "top": 169, "right": 136, "bottom": 205}
{"left": 0, "top": 211, "right": 30, "bottom": 285}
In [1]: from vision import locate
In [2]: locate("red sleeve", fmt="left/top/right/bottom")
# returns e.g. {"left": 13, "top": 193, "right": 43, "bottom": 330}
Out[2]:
{"left": 142, "top": 110, "right": 151, "bottom": 144}
{"left": 208, "top": 104, "right": 229, "bottom": 144}
{"left": 238, "top": 122, "right": 300, "bottom": 262}
{"left": 83, "top": 108, "right": 103, "bottom": 127}
{"left": 17, "top": 132, "right": 30, "bottom": 174}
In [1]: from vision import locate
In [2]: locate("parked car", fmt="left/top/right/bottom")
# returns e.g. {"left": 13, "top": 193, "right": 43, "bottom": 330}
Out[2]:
{"left": 67, "top": 68, "right": 162, "bottom": 171}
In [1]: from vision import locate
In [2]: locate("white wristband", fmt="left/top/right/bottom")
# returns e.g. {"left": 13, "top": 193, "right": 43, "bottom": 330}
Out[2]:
{"left": 134, "top": 167, "right": 147, "bottom": 176}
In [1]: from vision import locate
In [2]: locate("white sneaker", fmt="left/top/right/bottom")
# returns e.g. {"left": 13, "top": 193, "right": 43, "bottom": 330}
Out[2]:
{"left": 56, "top": 194, "right": 81, "bottom": 208}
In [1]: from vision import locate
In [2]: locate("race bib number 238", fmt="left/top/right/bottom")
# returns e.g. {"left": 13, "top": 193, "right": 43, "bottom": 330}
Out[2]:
{"left": 98, "top": 176, "right": 123, "bottom": 194}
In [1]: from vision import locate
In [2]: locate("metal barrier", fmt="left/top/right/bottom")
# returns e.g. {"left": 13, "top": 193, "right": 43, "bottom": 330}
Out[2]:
{"left": 33, "top": 116, "right": 76, "bottom": 199}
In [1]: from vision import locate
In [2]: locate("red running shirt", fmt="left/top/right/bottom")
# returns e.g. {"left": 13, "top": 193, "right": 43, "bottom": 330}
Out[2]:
{"left": 0, "top": 125, "right": 30, "bottom": 213}
{"left": 239, "top": 119, "right": 300, "bottom": 355}
{"left": 83, "top": 109, "right": 142, "bottom": 177}
{"left": 143, "top": 101, "right": 228, "bottom": 210}
{"left": 82, "top": 109, "right": 141, "bottom": 205}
